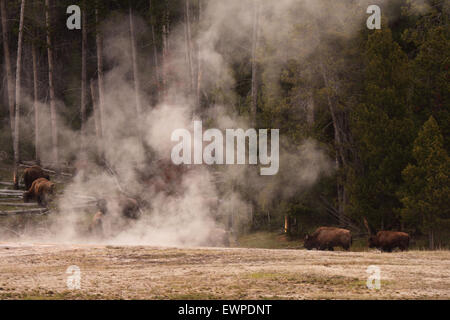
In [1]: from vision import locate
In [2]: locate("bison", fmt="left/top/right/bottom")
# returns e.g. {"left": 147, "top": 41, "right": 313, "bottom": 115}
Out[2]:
{"left": 368, "top": 231, "right": 410, "bottom": 252}
{"left": 88, "top": 211, "right": 105, "bottom": 237}
{"left": 22, "top": 165, "right": 50, "bottom": 190}
{"left": 304, "top": 227, "right": 352, "bottom": 251}
{"left": 363, "top": 218, "right": 410, "bottom": 252}
{"left": 96, "top": 195, "right": 141, "bottom": 220}
{"left": 23, "top": 177, "right": 55, "bottom": 206}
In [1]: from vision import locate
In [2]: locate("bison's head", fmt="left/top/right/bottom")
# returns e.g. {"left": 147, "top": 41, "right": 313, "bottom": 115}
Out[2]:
{"left": 368, "top": 235, "right": 378, "bottom": 248}
{"left": 304, "top": 234, "right": 315, "bottom": 250}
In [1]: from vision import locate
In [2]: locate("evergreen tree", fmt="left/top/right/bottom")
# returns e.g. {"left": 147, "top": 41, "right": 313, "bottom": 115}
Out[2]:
{"left": 348, "top": 28, "right": 415, "bottom": 230}
{"left": 400, "top": 116, "right": 450, "bottom": 249}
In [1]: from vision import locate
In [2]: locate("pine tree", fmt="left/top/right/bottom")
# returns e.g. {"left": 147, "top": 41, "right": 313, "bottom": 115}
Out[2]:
{"left": 349, "top": 28, "right": 415, "bottom": 229}
{"left": 400, "top": 116, "right": 450, "bottom": 249}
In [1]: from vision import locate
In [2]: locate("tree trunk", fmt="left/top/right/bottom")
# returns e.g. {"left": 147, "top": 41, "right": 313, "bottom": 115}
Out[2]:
{"left": 32, "top": 26, "right": 39, "bottom": 164}
{"left": 184, "top": 0, "right": 194, "bottom": 93}
{"left": 13, "top": 0, "right": 26, "bottom": 188}
{"left": 196, "top": 0, "right": 202, "bottom": 110}
{"left": 95, "top": 7, "right": 105, "bottom": 137}
{"left": 429, "top": 228, "right": 434, "bottom": 250}
{"left": 80, "top": 1, "right": 87, "bottom": 150}
{"left": 149, "top": 0, "right": 160, "bottom": 101}
{"left": 46, "top": 0, "right": 58, "bottom": 168}
{"left": 161, "top": 2, "right": 170, "bottom": 99}
{"left": 284, "top": 215, "right": 291, "bottom": 235}
{"left": 90, "top": 79, "right": 102, "bottom": 156}
{"left": 250, "top": 0, "right": 260, "bottom": 124}
{"left": 0, "top": 0, "right": 15, "bottom": 138}
{"left": 129, "top": 5, "right": 142, "bottom": 137}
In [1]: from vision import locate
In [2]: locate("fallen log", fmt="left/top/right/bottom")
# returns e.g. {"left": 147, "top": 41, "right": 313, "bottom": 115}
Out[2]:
{"left": 0, "top": 208, "right": 49, "bottom": 216}
{"left": 0, "top": 202, "right": 38, "bottom": 207}
{"left": 0, "top": 194, "right": 22, "bottom": 198}
{"left": 0, "top": 189, "right": 23, "bottom": 193}
{"left": 19, "top": 163, "right": 73, "bottom": 177}
{"left": 0, "top": 181, "right": 25, "bottom": 188}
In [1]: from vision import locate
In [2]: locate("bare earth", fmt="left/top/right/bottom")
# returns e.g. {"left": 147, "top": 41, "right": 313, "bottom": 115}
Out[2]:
{"left": 0, "top": 243, "right": 449, "bottom": 299}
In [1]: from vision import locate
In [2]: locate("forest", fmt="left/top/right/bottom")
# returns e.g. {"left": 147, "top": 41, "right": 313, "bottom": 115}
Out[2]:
{"left": 0, "top": 0, "right": 449, "bottom": 249}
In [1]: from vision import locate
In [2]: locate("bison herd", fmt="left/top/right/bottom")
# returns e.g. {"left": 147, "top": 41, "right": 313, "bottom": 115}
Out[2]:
{"left": 304, "top": 226, "right": 410, "bottom": 252}
{"left": 19, "top": 165, "right": 410, "bottom": 251}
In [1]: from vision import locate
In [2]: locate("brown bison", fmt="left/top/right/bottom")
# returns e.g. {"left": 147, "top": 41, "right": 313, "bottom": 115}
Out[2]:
{"left": 23, "top": 177, "right": 55, "bottom": 206}
{"left": 364, "top": 218, "right": 410, "bottom": 252}
{"left": 97, "top": 195, "right": 141, "bottom": 220}
{"left": 88, "top": 211, "right": 105, "bottom": 237}
{"left": 304, "top": 227, "right": 352, "bottom": 251}
{"left": 368, "top": 231, "right": 410, "bottom": 252}
{"left": 22, "top": 165, "right": 50, "bottom": 190}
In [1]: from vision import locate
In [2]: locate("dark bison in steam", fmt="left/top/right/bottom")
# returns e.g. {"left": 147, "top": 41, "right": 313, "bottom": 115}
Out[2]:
{"left": 88, "top": 211, "right": 105, "bottom": 237}
{"left": 304, "top": 227, "right": 352, "bottom": 251}
{"left": 368, "top": 231, "right": 410, "bottom": 252}
{"left": 23, "top": 177, "right": 55, "bottom": 206}
{"left": 97, "top": 195, "right": 141, "bottom": 220}
{"left": 22, "top": 165, "right": 50, "bottom": 190}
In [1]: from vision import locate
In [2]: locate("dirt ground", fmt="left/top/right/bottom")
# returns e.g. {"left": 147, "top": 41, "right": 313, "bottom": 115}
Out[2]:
{"left": 0, "top": 243, "right": 449, "bottom": 299}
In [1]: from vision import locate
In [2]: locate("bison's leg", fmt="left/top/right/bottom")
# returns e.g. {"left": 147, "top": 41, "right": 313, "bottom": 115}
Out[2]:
{"left": 328, "top": 247, "right": 334, "bottom": 251}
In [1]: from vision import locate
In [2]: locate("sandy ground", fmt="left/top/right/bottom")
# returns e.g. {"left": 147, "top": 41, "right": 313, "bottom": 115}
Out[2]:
{"left": 0, "top": 243, "right": 449, "bottom": 299}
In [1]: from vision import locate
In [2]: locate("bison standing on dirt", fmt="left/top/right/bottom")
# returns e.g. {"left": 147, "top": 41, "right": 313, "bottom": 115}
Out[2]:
{"left": 22, "top": 165, "right": 50, "bottom": 190}
{"left": 304, "top": 227, "right": 352, "bottom": 251}
{"left": 368, "top": 231, "right": 410, "bottom": 252}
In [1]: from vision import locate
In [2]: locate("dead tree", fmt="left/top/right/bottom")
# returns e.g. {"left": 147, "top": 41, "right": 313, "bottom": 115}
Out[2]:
{"left": 45, "top": 0, "right": 58, "bottom": 168}
{"left": 196, "top": 0, "right": 202, "bottom": 109}
{"left": 149, "top": 0, "right": 160, "bottom": 101}
{"left": 250, "top": 0, "right": 260, "bottom": 125}
{"left": 90, "top": 79, "right": 102, "bottom": 156}
{"left": 95, "top": 6, "right": 105, "bottom": 137}
{"left": 13, "top": 0, "right": 26, "bottom": 188}
{"left": 32, "top": 0, "right": 40, "bottom": 164}
{"left": 80, "top": 1, "right": 87, "bottom": 150}
{"left": 0, "top": 0, "right": 15, "bottom": 137}
{"left": 184, "top": 0, "right": 194, "bottom": 93}
{"left": 129, "top": 5, "right": 143, "bottom": 138}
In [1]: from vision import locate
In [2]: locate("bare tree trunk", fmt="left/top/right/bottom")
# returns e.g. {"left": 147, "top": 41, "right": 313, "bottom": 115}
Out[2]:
{"left": 13, "top": 0, "right": 26, "bottom": 188}
{"left": 129, "top": 5, "right": 142, "bottom": 135}
{"left": 284, "top": 215, "right": 290, "bottom": 235}
{"left": 184, "top": 0, "right": 194, "bottom": 93}
{"left": 90, "top": 79, "right": 102, "bottom": 156}
{"left": 250, "top": 0, "right": 260, "bottom": 124}
{"left": 161, "top": 2, "right": 170, "bottom": 99}
{"left": 80, "top": 1, "right": 87, "bottom": 150}
{"left": 95, "top": 7, "right": 105, "bottom": 137}
{"left": 149, "top": 0, "right": 160, "bottom": 101}
{"left": 196, "top": 0, "right": 202, "bottom": 110}
{"left": 0, "top": 0, "right": 15, "bottom": 138}
{"left": 46, "top": 0, "right": 58, "bottom": 168}
{"left": 32, "top": 27, "right": 39, "bottom": 164}
{"left": 429, "top": 228, "right": 434, "bottom": 250}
